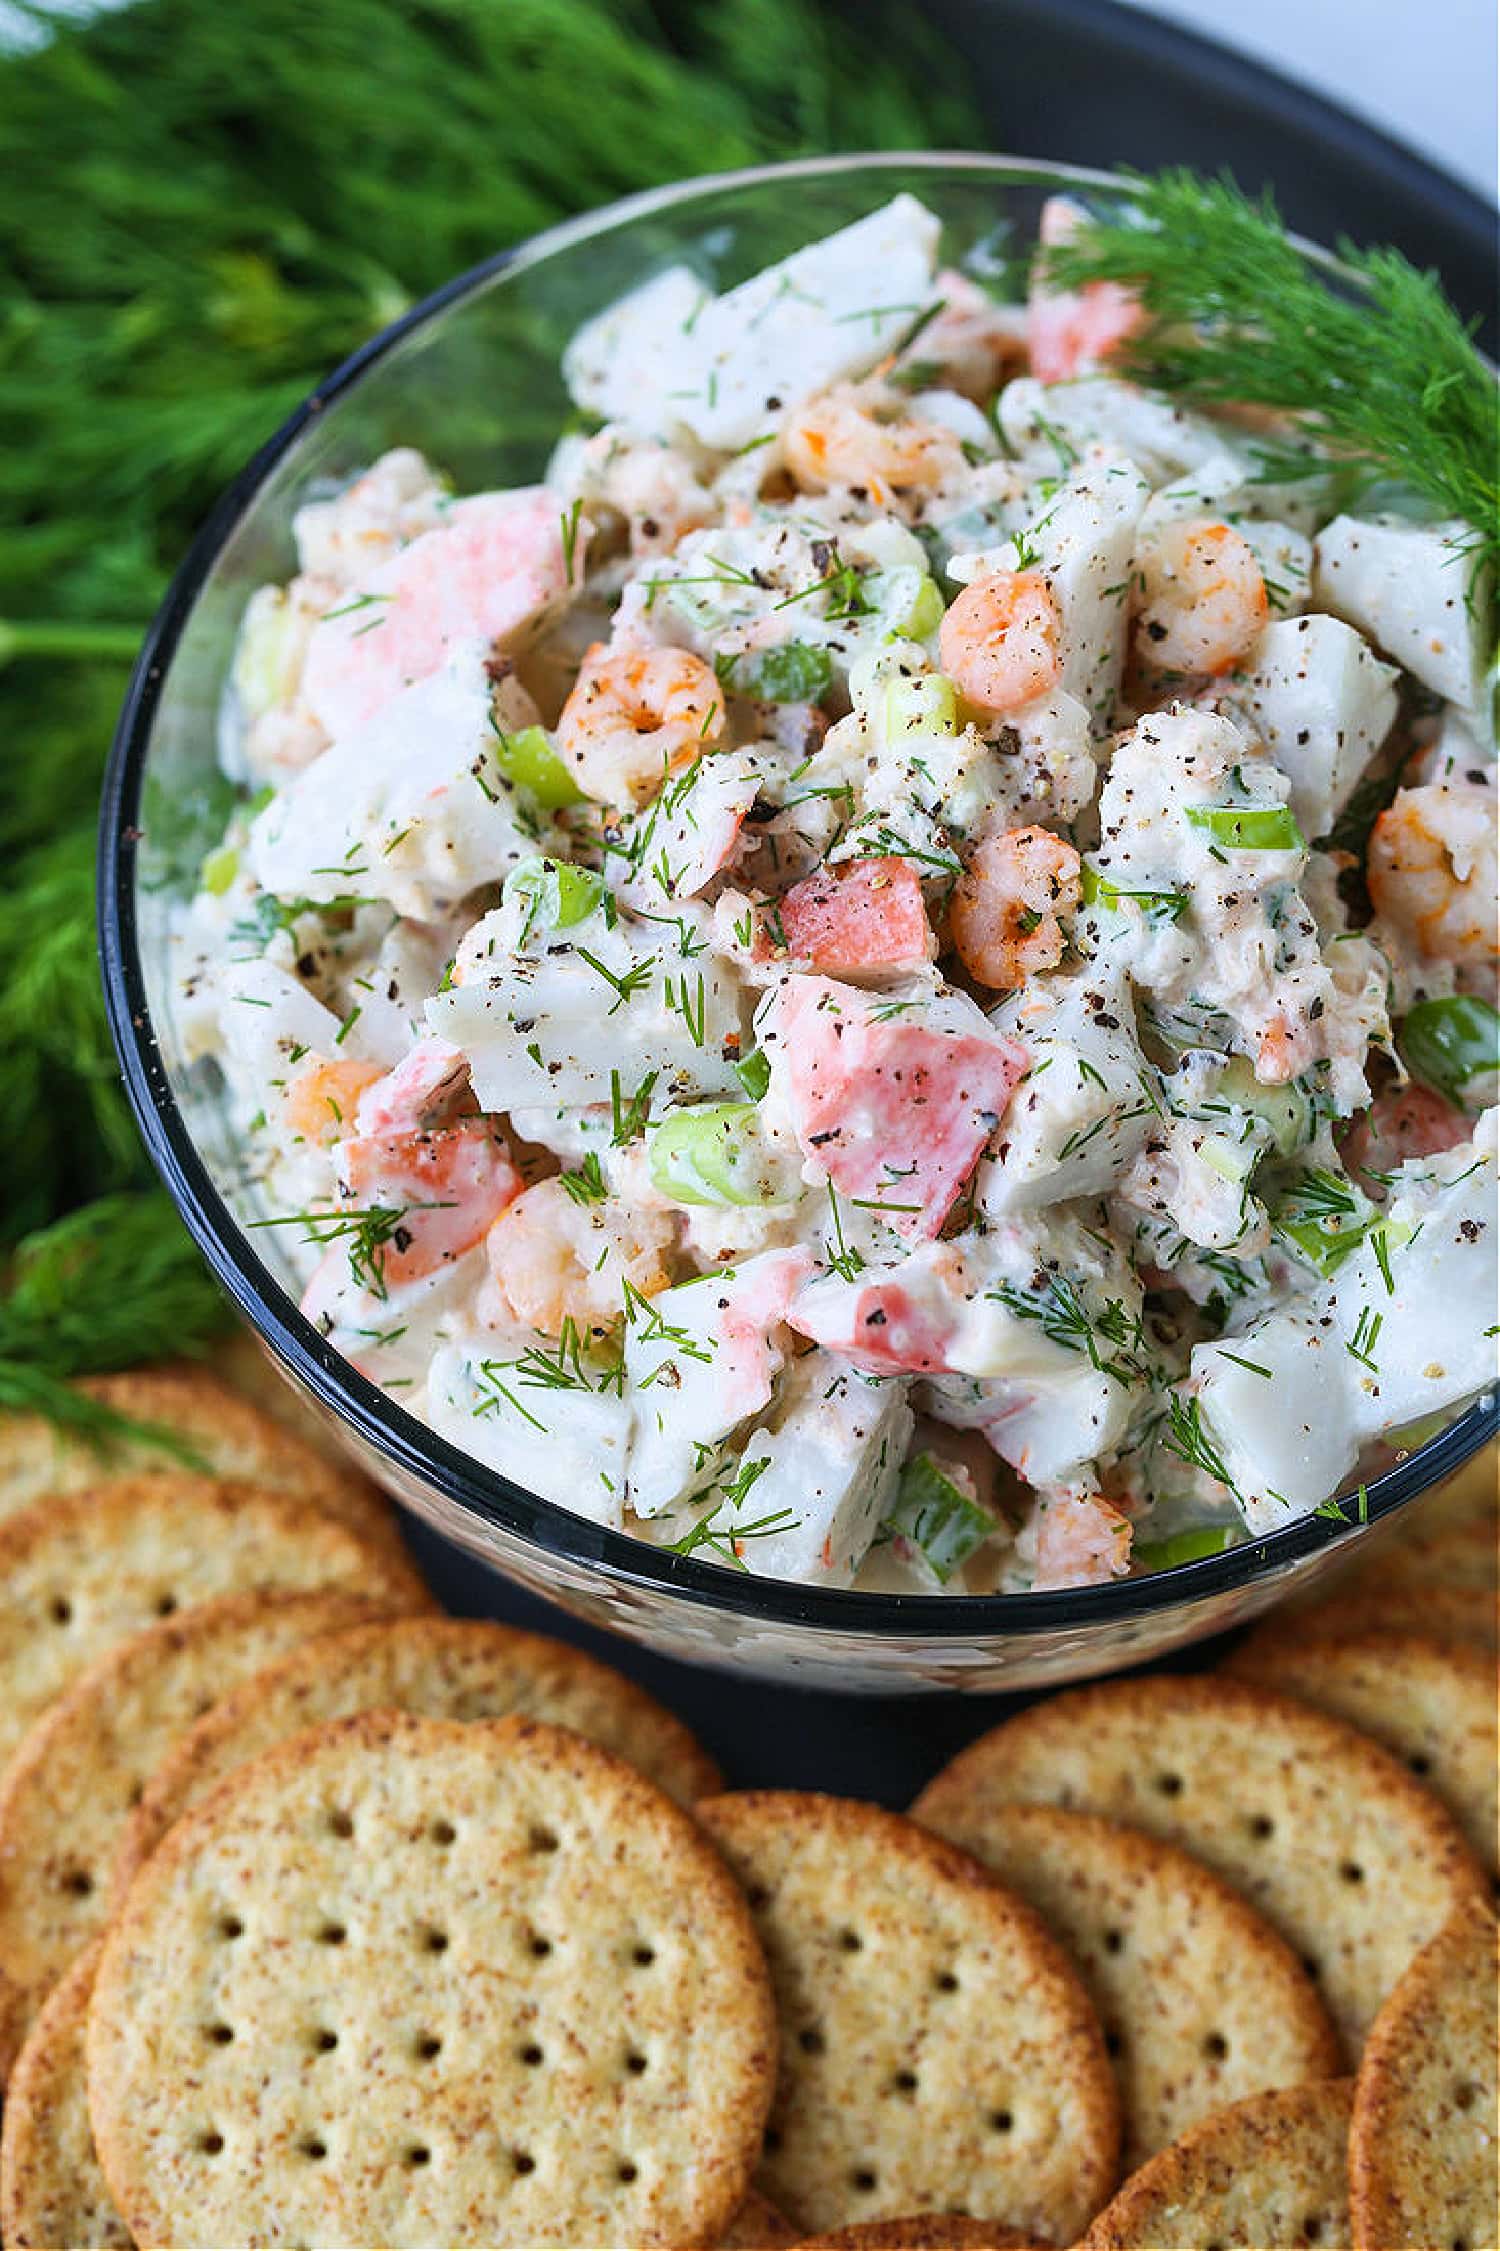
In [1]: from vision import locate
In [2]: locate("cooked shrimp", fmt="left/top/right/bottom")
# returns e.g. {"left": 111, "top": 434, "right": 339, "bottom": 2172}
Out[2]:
{"left": 281, "top": 1056, "right": 384, "bottom": 1145}
{"left": 1135, "top": 519, "right": 1268, "bottom": 678}
{"left": 555, "top": 641, "right": 725, "bottom": 808}
{"left": 1253, "top": 1008, "right": 1319, "bottom": 1087}
{"left": 1027, "top": 196, "right": 1144, "bottom": 385}
{"left": 1031, "top": 1492, "right": 1133, "bottom": 1589}
{"left": 950, "top": 824, "right": 1082, "bottom": 992}
{"left": 483, "top": 1176, "right": 675, "bottom": 1339}
{"left": 784, "top": 379, "right": 966, "bottom": 506}
{"left": 939, "top": 569, "right": 1063, "bottom": 715}
{"left": 1367, "top": 783, "right": 1500, "bottom": 964}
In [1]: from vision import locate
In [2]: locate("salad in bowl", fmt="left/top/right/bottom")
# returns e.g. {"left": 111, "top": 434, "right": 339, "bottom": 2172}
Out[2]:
{"left": 165, "top": 178, "right": 1498, "bottom": 1605}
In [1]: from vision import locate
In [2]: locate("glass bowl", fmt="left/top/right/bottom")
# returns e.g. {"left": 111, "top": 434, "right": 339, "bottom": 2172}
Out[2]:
{"left": 98, "top": 152, "right": 1497, "bottom": 1692}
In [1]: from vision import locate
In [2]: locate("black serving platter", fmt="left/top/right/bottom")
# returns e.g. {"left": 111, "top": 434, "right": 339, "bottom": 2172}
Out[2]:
{"left": 191, "top": 1, "right": 1500, "bottom": 1798}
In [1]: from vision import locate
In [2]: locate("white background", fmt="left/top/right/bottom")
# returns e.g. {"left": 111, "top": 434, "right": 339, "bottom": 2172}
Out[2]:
{"left": 1124, "top": 0, "right": 1497, "bottom": 202}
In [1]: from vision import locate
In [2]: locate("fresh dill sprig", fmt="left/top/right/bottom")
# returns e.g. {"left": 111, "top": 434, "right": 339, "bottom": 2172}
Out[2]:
{"left": 1045, "top": 170, "right": 1499, "bottom": 577}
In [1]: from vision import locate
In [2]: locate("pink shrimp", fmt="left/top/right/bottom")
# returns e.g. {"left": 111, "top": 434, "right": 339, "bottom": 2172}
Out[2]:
{"left": 336, "top": 1118, "right": 521, "bottom": 1289}
{"left": 1031, "top": 1492, "right": 1133, "bottom": 1589}
{"left": 784, "top": 379, "right": 968, "bottom": 506}
{"left": 949, "top": 826, "right": 1082, "bottom": 992}
{"left": 771, "top": 976, "right": 1027, "bottom": 1239}
{"left": 281, "top": 1057, "right": 384, "bottom": 1146}
{"left": 1027, "top": 197, "right": 1144, "bottom": 384}
{"left": 554, "top": 640, "right": 725, "bottom": 809}
{"left": 1367, "top": 784, "right": 1500, "bottom": 964}
{"left": 1135, "top": 520, "right": 1268, "bottom": 679}
{"left": 303, "top": 488, "right": 576, "bottom": 738}
{"left": 483, "top": 1176, "right": 675, "bottom": 1340}
{"left": 939, "top": 569, "right": 1063, "bottom": 715}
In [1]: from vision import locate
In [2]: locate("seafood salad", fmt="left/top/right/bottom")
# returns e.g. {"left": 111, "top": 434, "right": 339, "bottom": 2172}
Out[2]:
{"left": 175, "top": 193, "right": 1499, "bottom": 1594}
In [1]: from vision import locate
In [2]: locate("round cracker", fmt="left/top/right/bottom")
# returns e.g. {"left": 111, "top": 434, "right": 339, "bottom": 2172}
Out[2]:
{"left": 1078, "top": 2079, "right": 1353, "bottom": 2249}
{"left": 0, "top": 1941, "right": 124, "bottom": 2250}
{"left": 695, "top": 1791, "right": 1119, "bottom": 2246}
{"left": 912, "top": 1676, "right": 1488, "bottom": 2062}
{"left": 1237, "top": 1581, "right": 1498, "bottom": 1658}
{"left": 111, "top": 1613, "right": 720, "bottom": 1905}
{"left": 0, "top": 1361, "right": 402, "bottom": 1556}
{"left": 1225, "top": 1633, "right": 1498, "bottom": 1878}
{"left": 87, "top": 1710, "right": 776, "bottom": 2248}
{"left": 0, "top": 1471, "right": 427, "bottom": 1780}
{"left": 912, "top": 1799, "right": 1340, "bottom": 2167}
{"left": 1347, "top": 1516, "right": 1497, "bottom": 1593}
{"left": 0, "top": 1589, "right": 414, "bottom": 2075}
{"left": 791, "top": 2222, "right": 1044, "bottom": 2248}
{"left": 1349, "top": 1907, "right": 1499, "bottom": 2251}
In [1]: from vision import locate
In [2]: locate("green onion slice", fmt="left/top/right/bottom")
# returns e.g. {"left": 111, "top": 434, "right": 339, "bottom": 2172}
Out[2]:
{"left": 1185, "top": 805, "right": 1306, "bottom": 851}
{"left": 492, "top": 724, "right": 583, "bottom": 809}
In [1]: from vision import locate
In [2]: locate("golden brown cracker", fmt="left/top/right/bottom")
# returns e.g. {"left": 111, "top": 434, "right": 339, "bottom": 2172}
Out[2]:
{"left": 0, "top": 1587, "right": 411, "bottom": 2073}
{"left": 0, "top": 1471, "right": 425, "bottom": 1780}
{"left": 0, "top": 1360, "right": 402, "bottom": 1555}
{"left": 1349, "top": 1906, "right": 1499, "bottom": 2251}
{"left": 695, "top": 1790, "right": 1118, "bottom": 2247}
{"left": 1237, "top": 1579, "right": 1498, "bottom": 1657}
{"left": 1078, "top": 2080, "right": 1353, "bottom": 2248}
{"left": 912, "top": 1799, "right": 1340, "bottom": 2166}
{"left": 110, "top": 1611, "right": 719, "bottom": 1906}
{"left": 1225, "top": 1631, "right": 1499, "bottom": 1876}
{"left": 0, "top": 1943, "right": 125, "bottom": 2250}
{"left": 86, "top": 1710, "right": 775, "bottom": 2248}
{"left": 912, "top": 1675, "right": 1488, "bottom": 2061}
{"left": 719, "top": 2190, "right": 802, "bottom": 2248}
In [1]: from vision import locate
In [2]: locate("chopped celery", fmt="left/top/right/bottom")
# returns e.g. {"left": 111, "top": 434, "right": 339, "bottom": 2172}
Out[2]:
{"left": 503, "top": 855, "right": 604, "bottom": 935}
{"left": 735, "top": 1047, "right": 772, "bottom": 1101}
{"left": 1213, "top": 1057, "right": 1311, "bottom": 1158}
{"left": 721, "top": 640, "right": 832, "bottom": 704}
{"left": 883, "top": 670, "right": 959, "bottom": 741}
{"left": 648, "top": 1102, "right": 794, "bottom": 1208}
{"left": 1198, "top": 1133, "right": 1255, "bottom": 1186}
{"left": 868, "top": 566, "right": 945, "bottom": 640}
{"left": 492, "top": 723, "right": 583, "bottom": 809}
{"left": 1079, "top": 860, "right": 1189, "bottom": 923}
{"left": 1185, "top": 805, "right": 1305, "bottom": 851}
{"left": 883, "top": 1452, "right": 994, "bottom": 1583}
{"left": 200, "top": 844, "right": 239, "bottom": 896}
{"left": 1133, "top": 1524, "right": 1236, "bottom": 1571}
{"left": 1399, "top": 995, "right": 1500, "bottom": 1109}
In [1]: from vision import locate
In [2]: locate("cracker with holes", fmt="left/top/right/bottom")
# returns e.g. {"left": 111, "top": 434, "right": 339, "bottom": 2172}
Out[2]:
{"left": 911, "top": 1800, "right": 1340, "bottom": 2167}
{"left": 1350, "top": 1907, "right": 1499, "bottom": 2251}
{"left": 111, "top": 1613, "right": 721, "bottom": 1904}
{"left": 0, "top": 1362, "right": 402, "bottom": 1554}
{"left": 86, "top": 1711, "right": 774, "bottom": 2248}
{"left": 694, "top": 1792, "right": 1118, "bottom": 2246}
{"left": 1078, "top": 2079, "right": 1353, "bottom": 2249}
{"left": 0, "top": 1589, "right": 415, "bottom": 2076}
{"left": 0, "top": 1472, "right": 426, "bottom": 1780}
{"left": 0, "top": 1942, "right": 126, "bottom": 2251}
{"left": 791, "top": 2221, "right": 1045, "bottom": 2248}
{"left": 1224, "top": 1633, "right": 1498, "bottom": 1877}
{"left": 911, "top": 1677, "right": 1488, "bottom": 2062}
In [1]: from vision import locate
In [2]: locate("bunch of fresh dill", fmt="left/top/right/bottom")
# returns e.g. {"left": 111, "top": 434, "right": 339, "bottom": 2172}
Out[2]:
{"left": 0, "top": 0, "right": 975, "bottom": 1427}
{"left": 1044, "top": 169, "right": 1499, "bottom": 576}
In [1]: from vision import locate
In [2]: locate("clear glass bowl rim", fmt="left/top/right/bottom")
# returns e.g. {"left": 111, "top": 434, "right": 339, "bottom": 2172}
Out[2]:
{"left": 98, "top": 148, "right": 1498, "bottom": 1641}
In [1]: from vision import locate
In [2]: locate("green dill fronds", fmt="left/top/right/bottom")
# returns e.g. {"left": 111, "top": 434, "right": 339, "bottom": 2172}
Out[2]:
{"left": 1045, "top": 170, "right": 1499, "bottom": 577}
